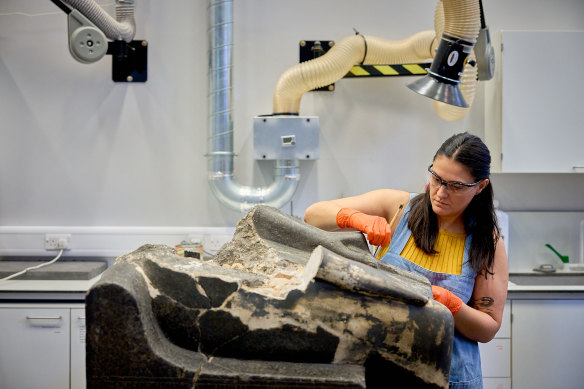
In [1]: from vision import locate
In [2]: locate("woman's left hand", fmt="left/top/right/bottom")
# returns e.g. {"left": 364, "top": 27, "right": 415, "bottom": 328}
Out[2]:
{"left": 432, "top": 285, "right": 463, "bottom": 315}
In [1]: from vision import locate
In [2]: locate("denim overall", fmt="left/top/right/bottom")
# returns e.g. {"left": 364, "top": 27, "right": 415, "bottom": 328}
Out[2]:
{"left": 381, "top": 194, "right": 483, "bottom": 389}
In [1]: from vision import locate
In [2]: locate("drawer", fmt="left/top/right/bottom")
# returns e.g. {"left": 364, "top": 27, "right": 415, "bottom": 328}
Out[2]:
{"left": 479, "top": 338, "right": 510, "bottom": 377}
{"left": 483, "top": 377, "right": 511, "bottom": 389}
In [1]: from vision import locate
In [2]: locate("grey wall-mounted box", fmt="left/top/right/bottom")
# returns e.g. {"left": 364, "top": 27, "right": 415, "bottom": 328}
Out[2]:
{"left": 253, "top": 116, "right": 319, "bottom": 160}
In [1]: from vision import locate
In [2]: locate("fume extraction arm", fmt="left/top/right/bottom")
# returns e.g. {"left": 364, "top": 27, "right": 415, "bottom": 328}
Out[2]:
{"left": 50, "top": 0, "right": 146, "bottom": 82}
{"left": 207, "top": 0, "right": 493, "bottom": 213}
{"left": 274, "top": 0, "right": 492, "bottom": 118}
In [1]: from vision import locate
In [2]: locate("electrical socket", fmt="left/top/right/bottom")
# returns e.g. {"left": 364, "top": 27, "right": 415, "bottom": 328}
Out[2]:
{"left": 204, "top": 234, "right": 232, "bottom": 252}
{"left": 44, "top": 234, "right": 71, "bottom": 250}
{"left": 185, "top": 235, "right": 204, "bottom": 245}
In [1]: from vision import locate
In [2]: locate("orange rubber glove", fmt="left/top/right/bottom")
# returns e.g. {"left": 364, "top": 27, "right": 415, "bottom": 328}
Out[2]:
{"left": 336, "top": 208, "right": 391, "bottom": 247}
{"left": 432, "top": 285, "right": 463, "bottom": 315}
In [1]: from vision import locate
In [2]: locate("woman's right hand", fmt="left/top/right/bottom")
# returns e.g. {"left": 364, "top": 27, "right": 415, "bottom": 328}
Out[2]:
{"left": 336, "top": 208, "right": 391, "bottom": 247}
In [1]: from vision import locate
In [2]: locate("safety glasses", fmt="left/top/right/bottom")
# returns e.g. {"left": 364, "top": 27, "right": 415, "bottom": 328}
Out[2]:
{"left": 427, "top": 164, "right": 483, "bottom": 194}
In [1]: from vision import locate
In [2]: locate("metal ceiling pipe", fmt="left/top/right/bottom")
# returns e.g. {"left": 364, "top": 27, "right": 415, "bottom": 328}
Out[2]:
{"left": 207, "top": 0, "right": 299, "bottom": 212}
{"left": 62, "top": 0, "right": 135, "bottom": 42}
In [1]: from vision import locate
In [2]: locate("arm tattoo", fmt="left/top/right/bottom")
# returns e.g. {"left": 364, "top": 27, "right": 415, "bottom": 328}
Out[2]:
{"left": 470, "top": 296, "right": 495, "bottom": 312}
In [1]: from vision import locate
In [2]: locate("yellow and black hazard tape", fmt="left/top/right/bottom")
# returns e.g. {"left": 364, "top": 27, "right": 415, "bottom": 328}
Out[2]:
{"left": 344, "top": 63, "right": 431, "bottom": 78}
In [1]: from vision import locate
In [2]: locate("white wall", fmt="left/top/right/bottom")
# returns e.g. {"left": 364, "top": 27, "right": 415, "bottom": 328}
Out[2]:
{"left": 1, "top": 0, "right": 583, "bottom": 232}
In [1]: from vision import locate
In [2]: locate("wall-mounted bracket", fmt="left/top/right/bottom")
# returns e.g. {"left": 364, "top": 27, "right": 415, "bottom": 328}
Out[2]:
{"left": 344, "top": 63, "right": 432, "bottom": 78}
{"left": 107, "top": 40, "right": 148, "bottom": 82}
{"left": 68, "top": 9, "right": 108, "bottom": 64}
{"left": 299, "top": 40, "right": 335, "bottom": 92}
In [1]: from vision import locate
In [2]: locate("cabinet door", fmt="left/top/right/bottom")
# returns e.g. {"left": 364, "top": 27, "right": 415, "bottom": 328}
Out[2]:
{"left": 70, "top": 308, "right": 86, "bottom": 389}
{"left": 0, "top": 308, "right": 70, "bottom": 389}
{"left": 512, "top": 300, "right": 584, "bottom": 389}
{"left": 483, "top": 378, "right": 511, "bottom": 389}
{"left": 479, "top": 300, "right": 511, "bottom": 379}
{"left": 479, "top": 338, "right": 510, "bottom": 378}
{"left": 501, "top": 31, "right": 584, "bottom": 172}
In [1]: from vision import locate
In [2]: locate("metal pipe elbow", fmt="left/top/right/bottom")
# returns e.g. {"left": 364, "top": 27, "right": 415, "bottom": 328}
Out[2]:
{"left": 207, "top": 160, "right": 300, "bottom": 213}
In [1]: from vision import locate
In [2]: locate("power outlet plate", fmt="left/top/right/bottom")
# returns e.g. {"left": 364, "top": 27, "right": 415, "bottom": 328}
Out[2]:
{"left": 185, "top": 235, "right": 204, "bottom": 245}
{"left": 204, "top": 234, "right": 232, "bottom": 252}
{"left": 44, "top": 234, "right": 71, "bottom": 250}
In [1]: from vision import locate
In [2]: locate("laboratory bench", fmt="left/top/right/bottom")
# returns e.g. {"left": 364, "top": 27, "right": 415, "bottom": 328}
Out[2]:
{"left": 507, "top": 276, "right": 584, "bottom": 299}
{"left": 1, "top": 275, "right": 583, "bottom": 389}
{"left": 0, "top": 276, "right": 101, "bottom": 301}
{"left": 0, "top": 276, "right": 101, "bottom": 389}
{"left": 480, "top": 278, "right": 584, "bottom": 389}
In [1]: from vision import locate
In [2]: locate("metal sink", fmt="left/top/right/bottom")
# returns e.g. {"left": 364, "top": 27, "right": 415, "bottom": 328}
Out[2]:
{"left": 509, "top": 273, "right": 584, "bottom": 286}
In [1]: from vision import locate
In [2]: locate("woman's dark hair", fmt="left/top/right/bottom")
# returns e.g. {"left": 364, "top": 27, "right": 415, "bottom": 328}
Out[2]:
{"left": 408, "top": 132, "right": 499, "bottom": 276}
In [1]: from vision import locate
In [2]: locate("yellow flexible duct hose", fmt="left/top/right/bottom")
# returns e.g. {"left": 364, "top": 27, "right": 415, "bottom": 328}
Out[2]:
{"left": 442, "top": 0, "right": 480, "bottom": 39}
{"left": 362, "top": 31, "right": 436, "bottom": 64}
{"left": 433, "top": 51, "right": 478, "bottom": 121}
{"left": 272, "top": 0, "right": 480, "bottom": 118}
{"left": 434, "top": 0, "right": 446, "bottom": 38}
{"left": 273, "top": 31, "right": 436, "bottom": 114}
{"left": 273, "top": 35, "right": 363, "bottom": 115}
{"left": 433, "top": 0, "right": 480, "bottom": 121}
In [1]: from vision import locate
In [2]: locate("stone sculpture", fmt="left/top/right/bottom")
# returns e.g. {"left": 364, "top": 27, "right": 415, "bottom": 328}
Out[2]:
{"left": 86, "top": 205, "right": 454, "bottom": 388}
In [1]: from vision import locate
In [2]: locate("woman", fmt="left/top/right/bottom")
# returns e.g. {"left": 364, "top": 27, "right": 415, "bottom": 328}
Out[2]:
{"left": 303, "top": 132, "right": 508, "bottom": 388}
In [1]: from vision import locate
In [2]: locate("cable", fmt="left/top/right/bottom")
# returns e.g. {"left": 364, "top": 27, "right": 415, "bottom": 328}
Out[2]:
{"left": 49, "top": 0, "right": 72, "bottom": 15}
{"left": 0, "top": 249, "right": 64, "bottom": 282}
{"left": 479, "top": 0, "right": 487, "bottom": 29}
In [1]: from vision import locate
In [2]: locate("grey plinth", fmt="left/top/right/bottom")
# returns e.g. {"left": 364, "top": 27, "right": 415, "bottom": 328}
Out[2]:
{"left": 86, "top": 205, "right": 453, "bottom": 388}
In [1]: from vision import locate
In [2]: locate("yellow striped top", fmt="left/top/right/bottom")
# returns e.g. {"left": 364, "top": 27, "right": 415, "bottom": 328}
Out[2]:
{"left": 400, "top": 230, "right": 466, "bottom": 275}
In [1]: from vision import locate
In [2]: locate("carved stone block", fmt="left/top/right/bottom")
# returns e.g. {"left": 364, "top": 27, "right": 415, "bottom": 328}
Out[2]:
{"left": 86, "top": 205, "right": 453, "bottom": 388}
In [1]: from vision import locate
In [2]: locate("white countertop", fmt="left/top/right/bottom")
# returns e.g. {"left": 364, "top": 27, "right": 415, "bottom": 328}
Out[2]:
{"left": 508, "top": 281, "right": 584, "bottom": 292}
{"left": 0, "top": 275, "right": 101, "bottom": 292}
{"left": 1, "top": 274, "right": 583, "bottom": 300}
{"left": 508, "top": 270, "right": 584, "bottom": 294}
{"left": 0, "top": 275, "right": 102, "bottom": 300}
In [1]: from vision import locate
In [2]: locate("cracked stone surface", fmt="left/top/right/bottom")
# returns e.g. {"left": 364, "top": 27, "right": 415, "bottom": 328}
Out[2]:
{"left": 86, "top": 205, "right": 454, "bottom": 388}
